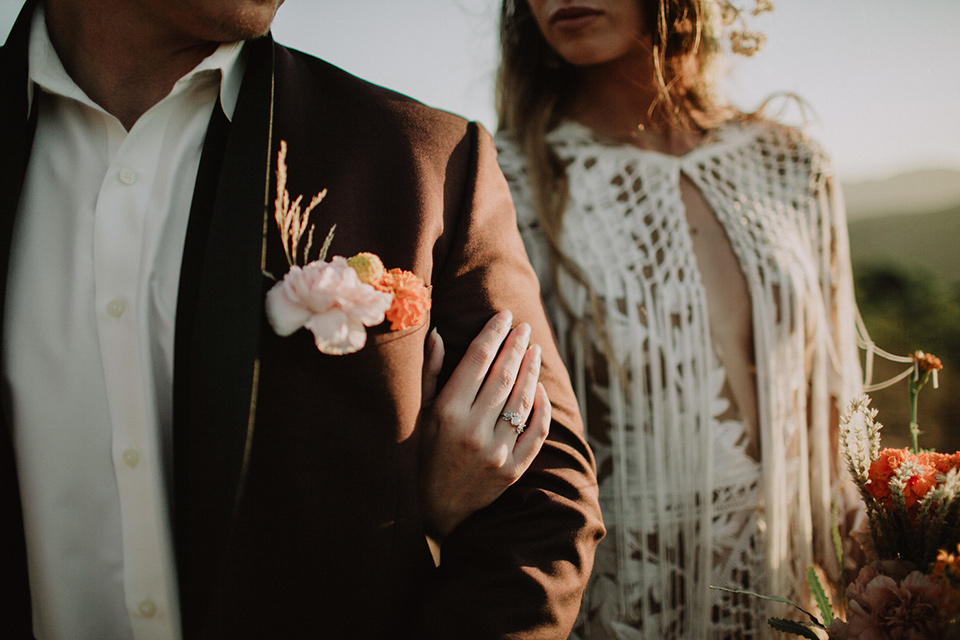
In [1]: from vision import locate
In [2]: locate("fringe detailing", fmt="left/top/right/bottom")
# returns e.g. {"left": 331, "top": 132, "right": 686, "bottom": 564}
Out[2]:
{"left": 497, "top": 120, "right": 862, "bottom": 639}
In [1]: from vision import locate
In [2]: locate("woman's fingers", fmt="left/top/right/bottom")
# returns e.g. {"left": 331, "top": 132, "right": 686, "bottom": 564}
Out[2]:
{"left": 474, "top": 321, "right": 531, "bottom": 414}
{"left": 493, "top": 343, "right": 541, "bottom": 447}
{"left": 421, "top": 328, "right": 445, "bottom": 408}
{"left": 418, "top": 310, "right": 551, "bottom": 538}
{"left": 510, "top": 382, "right": 551, "bottom": 468}
{"left": 437, "top": 310, "right": 513, "bottom": 412}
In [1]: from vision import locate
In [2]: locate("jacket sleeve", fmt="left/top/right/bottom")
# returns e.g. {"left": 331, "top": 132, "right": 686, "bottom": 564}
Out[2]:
{"left": 419, "top": 121, "right": 604, "bottom": 639}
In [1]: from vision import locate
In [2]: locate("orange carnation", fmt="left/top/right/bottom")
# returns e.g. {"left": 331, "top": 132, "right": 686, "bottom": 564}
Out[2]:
{"left": 374, "top": 268, "right": 431, "bottom": 331}
{"left": 912, "top": 351, "right": 943, "bottom": 375}
{"left": 902, "top": 463, "right": 938, "bottom": 508}
{"left": 867, "top": 448, "right": 907, "bottom": 505}
{"left": 867, "top": 448, "right": 939, "bottom": 509}
{"left": 927, "top": 451, "right": 960, "bottom": 476}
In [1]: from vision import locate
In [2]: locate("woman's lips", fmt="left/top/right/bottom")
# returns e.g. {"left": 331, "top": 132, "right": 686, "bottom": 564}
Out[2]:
{"left": 550, "top": 6, "right": 604, "bottom": 30}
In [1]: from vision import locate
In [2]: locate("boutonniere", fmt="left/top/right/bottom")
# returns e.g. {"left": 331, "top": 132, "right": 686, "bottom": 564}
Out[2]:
{"left": 264, "top": 141, "right": 431, "bottom": 355}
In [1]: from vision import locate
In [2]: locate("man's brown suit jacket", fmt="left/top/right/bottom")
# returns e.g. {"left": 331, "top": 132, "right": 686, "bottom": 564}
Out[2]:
{"left": 0, "top": 3, "right": 603, "bottom": 637}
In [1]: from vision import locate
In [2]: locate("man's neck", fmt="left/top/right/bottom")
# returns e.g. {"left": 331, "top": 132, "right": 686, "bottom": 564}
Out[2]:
{"left": 44, "top": 0, "right": 220, "bottom": 130}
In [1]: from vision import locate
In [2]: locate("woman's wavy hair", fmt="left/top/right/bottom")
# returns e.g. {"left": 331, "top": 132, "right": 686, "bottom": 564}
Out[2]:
{"left": 496, "top": 0, "right": 739, "bottom": 367}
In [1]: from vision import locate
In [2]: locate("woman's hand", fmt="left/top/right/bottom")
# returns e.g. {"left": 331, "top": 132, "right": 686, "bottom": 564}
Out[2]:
{"left": 419, "top": 310, "right": 551, "bottom": 543}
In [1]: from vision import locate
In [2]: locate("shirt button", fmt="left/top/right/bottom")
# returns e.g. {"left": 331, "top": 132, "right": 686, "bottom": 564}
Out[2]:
{"left": 122, "top": 449, "right": 140, "bottom": 468}
{"left": 106, "top": 299, "right": 126, "bottom": 318}
{"left": 118, "top": 167, "right": 137, "bottom": 185}
{"left": 138, "top": 599, "right": 156, "bottom": 618}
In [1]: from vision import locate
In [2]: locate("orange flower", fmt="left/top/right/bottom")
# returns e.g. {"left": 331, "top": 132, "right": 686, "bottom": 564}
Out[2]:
{"left": 918, "top": 451, "right": 960, "bottom": 476}
{"left": 912, "top": 351, "right": 943, "bottom": 375}
{"left": 932, "top": 544, "right": 960, "bottom": 581}
{"left": 867, "top": 448, "right": 907, "bottom": 505}
{"left": 901, "top": 462, "right": 938, "bottom": 508}
{"left": 867, "top": 448, "right": 938, "bottom": 509}
{"left": 374, "top": 268, "right": 431, "bottom": 331}
{"left": 932, "top": 544, "right": 960, "bottom": 615}
{"left": 937, "top": 452, "right": 960, "bottom": 476}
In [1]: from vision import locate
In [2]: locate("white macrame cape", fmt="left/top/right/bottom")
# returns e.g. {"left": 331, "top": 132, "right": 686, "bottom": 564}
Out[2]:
{"left": 496, "top": 120, "right": 862, "bottom": 639}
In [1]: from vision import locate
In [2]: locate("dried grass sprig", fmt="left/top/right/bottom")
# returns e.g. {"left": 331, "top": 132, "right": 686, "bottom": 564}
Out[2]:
{"left": 275, "top": 140, "right": 327, "bottom": 267}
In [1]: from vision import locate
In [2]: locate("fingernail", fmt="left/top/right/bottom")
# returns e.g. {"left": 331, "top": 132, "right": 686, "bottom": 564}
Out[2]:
{"left": 530, "top": 343, "right": 541, "bottom": 365}
{"left": 496, "top": 310, "right": 513, "bottom": 329}
{"left": 515, "top": 322, "right": 531, "bottom": 340}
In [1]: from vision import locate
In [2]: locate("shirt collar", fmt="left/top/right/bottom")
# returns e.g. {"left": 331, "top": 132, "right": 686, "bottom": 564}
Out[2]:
{"left": 27, "top": 4, "right": 246, "bottom": 121}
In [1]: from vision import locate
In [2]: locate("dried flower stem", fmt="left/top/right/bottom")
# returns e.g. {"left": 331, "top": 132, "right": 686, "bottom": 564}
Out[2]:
{"left": 719, "top": 0, "right": 773, "bottom": 57}
{"left": 316, "top": 224, "right": 336, "bottom": 263}
{"left": 275, "top": 140, "right": 327, "bottom": 266}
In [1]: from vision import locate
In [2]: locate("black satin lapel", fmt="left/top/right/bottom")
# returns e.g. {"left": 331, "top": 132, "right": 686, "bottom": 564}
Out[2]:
{"left": 0, "top": 1, "right": 41, "bottom": 630}
{"left": 174, "top": 102, "right": 231, "bottom": 400}
{"left": 0, "top": 0, "right": 38, "bottom": 324}
{"left": 172, "top": 35, "right": 274, "bottom": 631}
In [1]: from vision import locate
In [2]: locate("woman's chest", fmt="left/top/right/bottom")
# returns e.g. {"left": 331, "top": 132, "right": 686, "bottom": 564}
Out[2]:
{"left": 556, "top": 153, "right": 817, "bottom": 308}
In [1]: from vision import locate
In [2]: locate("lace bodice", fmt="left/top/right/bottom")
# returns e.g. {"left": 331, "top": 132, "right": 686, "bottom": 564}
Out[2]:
{"left": 496, "top": 120, "right": 862, "bottom": 639}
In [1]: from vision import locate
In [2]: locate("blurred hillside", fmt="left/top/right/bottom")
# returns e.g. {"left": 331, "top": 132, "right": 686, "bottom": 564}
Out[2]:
{"left": 844, "top": 168, "right": 960, "bottom": 453}
{"left": 843, "top": 168, "right": 960, "bottom": 222}
{"left": 848, "top": 206, "right": 960, "bottom": 285}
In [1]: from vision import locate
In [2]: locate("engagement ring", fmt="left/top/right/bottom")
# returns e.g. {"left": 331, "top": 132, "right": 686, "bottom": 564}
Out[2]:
{"left": 501, "top": 411, "right": 526, "bottom": 435}
{"left": 501, "top": 410, "right": 522, "bottom": 427}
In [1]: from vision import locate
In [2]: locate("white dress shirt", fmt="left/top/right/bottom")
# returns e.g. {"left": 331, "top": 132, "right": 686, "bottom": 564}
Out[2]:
{"left": 4, "top": 8, "right": 245, "bottom": 639}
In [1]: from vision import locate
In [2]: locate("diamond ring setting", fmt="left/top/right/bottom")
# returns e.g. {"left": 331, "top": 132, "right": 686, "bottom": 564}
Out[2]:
{"left": 501, "top": 411, "right": 526, "bottom": 435}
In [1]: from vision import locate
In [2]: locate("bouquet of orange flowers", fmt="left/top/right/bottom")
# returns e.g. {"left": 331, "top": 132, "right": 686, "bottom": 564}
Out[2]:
{"left": 717, "top": 352, "right": 960, "bottom": 639}
{"left": 824, "top": 352, "right": 960, "bottom": 638}
{"left": 841, "top": 353, "right": 959, "bottom": 568}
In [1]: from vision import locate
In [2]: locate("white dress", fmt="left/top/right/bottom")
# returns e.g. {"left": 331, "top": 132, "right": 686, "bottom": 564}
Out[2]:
{"left": 495, "top": 120, "right": 862, "bottom": 639}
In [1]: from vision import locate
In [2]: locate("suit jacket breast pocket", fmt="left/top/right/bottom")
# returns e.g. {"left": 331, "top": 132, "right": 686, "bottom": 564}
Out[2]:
{"left": 367, "top": 315, "right": 430, "bottom": 348}
{"left": 362, "top": 317, "right": 430, "bottom": 440}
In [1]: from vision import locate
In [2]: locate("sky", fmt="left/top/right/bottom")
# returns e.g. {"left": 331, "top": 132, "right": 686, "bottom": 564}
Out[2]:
{"left": 3, "top": 1, "right": 959, "bottom": 183}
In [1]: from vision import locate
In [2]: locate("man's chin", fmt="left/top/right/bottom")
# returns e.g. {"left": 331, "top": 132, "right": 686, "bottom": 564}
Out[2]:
{"left": 223, "top": 25, "right": 273, "bottom": 43}
{"left": 216, "top": 25, "right": 272, "bottom": 44}
{"left": 211, "top": 4, "right": 281, "bottom": 43}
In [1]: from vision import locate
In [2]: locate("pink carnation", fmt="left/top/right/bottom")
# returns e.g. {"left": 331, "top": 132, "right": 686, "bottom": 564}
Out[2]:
{"left": 265, "top": 257, "right": 393, "bottom": 355}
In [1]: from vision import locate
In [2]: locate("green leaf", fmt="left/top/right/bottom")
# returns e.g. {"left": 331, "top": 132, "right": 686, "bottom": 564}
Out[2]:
{"left": 831, "top": 500, "right": 845, "bottom": 587}
{"left": 708, "top": 586, "right": 824, "bottom": 627}
{"left": 768, "top": 617, "right": 823, "bottom": 640}
{"left": 807, "top": 565, "right": 835, "bottom": 626}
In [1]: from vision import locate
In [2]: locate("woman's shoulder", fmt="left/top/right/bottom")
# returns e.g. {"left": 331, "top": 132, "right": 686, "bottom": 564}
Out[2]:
{"left": 725, "top": 118, "right": 832, "bottom": 165}
{"left": 493, "top": 129, "right": 525, "bottom": 170}
{"left": 493, "top": 130, "right": 529, "bottom": 189}
{"left": 700, "top": 118, "right": 836, "bottom": 191}
{"left": 499, "top": 121, "right": 607, "bottom": 156}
